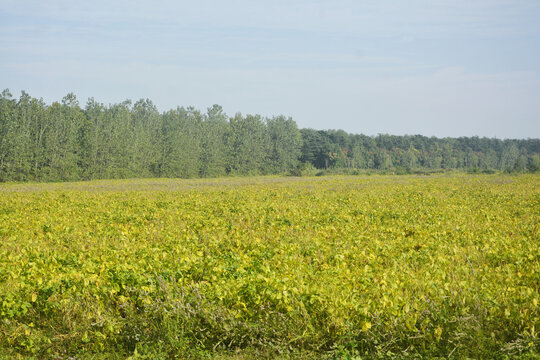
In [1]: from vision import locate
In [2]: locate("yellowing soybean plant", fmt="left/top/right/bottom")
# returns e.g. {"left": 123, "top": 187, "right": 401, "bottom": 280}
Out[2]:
{"left": 0, "top": 175, "right": 538, "bottom": 359}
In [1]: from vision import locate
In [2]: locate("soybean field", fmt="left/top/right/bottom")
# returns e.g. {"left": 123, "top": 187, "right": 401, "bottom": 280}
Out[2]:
{"left": 0, "top": 174, "right": 538, "bottom": 359}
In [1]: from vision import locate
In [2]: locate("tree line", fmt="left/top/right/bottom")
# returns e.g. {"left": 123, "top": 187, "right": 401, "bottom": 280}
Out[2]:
{"left": 0, "top": 89, "right": 538, "bottom": 182}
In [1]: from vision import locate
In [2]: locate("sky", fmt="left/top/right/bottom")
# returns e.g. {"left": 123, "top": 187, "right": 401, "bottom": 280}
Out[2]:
{"left": 1, "top": 0, "right": 539, "bottom": 138}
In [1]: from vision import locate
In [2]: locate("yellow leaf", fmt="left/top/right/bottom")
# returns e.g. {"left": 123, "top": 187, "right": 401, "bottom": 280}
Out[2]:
{"left": 434, "top": 326, "right": 443, "bottom": 341}
{"left": 362, "top": 322, "right": 372, "bottom": 332}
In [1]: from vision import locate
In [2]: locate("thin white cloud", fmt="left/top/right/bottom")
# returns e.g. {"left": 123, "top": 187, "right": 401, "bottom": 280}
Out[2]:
{"left": 1, "top": 1, "right": 539, "bottom": 137}
{"left": 2, "top": 0, "right": 538, "bottom": 37}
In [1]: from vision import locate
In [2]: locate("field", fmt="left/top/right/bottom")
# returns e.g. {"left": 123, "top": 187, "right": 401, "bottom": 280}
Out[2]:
{"left": 0, "top": 174, "right": 538, "bottom": 359}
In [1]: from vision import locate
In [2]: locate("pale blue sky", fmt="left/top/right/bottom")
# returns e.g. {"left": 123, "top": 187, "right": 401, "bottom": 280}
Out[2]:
{"left": 1, "top": 0, "right": 539, "bottom": 138}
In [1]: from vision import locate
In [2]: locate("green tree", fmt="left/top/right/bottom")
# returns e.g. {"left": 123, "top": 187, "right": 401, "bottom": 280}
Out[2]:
{"left": 266, "top": 115, "right": 302, "bottom": 173}
{"left": 130, "top": 99, "right": 162, "bottom": 177}
{"left": 161, "top": 107, "right": 201, "bottom": 178}
{"left": 501, "top": 143, "right": 519, "bottom": 172}
{"left": 199, "top": 105, "right": 228, "bottom": 177}
{"left": 227, "top": 113, "right": 267, "bottom": 175}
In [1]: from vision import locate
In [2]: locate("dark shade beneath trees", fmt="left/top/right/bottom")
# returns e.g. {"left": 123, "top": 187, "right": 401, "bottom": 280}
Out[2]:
{"left": 0, "top": 89, "right": 538, "bottom": 182}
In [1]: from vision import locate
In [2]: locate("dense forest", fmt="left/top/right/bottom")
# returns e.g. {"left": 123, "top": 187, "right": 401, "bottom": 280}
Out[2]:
{"left": 1, "top": 89, "right": 539, "bottom": 182}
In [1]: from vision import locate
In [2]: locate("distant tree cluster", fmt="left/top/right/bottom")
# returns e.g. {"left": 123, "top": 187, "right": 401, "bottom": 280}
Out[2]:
{"left": 0, "top": 90, "right": 538, "bottom": 182}
{"left": 299, "top": 129, "right": 540, "bottom": 174}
